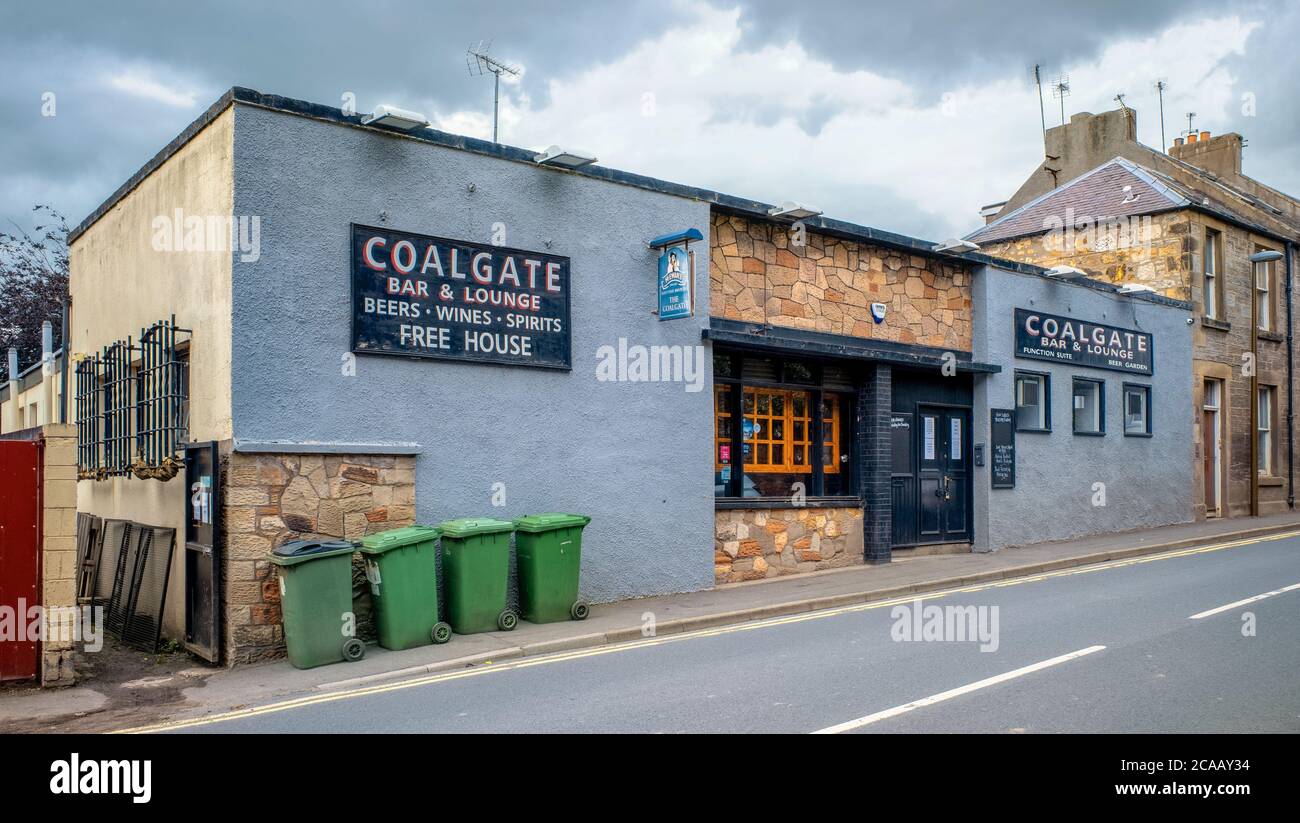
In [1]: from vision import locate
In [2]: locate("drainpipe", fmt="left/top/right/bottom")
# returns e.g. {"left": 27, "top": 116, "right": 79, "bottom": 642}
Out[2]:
{"left": 60, "top": 297, "right": 69, "bottom": 425}
{"left": 1288, "top": 241, "right": 1295, "bottom": 509}
{"left": 41, "top": 320, "right": 53, "bottom": 427}
{"left": 5, "top": 347, "right": 17, "bottom": 432}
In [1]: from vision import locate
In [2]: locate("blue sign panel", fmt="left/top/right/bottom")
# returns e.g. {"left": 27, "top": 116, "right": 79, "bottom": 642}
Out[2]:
{"left": 657, "top": 246, "right": 692, "bottom": 320}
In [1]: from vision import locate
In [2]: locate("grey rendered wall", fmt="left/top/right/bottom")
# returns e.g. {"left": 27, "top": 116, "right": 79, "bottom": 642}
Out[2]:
{"left": 230, "top": 104, "right": 715, "bottom": 601}
{"left": 971, "top": 265, "right": 1194, "bottom": 551}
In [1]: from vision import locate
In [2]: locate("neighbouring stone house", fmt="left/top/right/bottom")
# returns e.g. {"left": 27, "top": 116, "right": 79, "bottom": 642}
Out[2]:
{"left": 969, "top": 108, "right": 1300, "bottom": 520}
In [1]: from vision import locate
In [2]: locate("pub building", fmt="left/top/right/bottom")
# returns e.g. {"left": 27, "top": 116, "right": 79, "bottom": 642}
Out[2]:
{"left": 62, "top": 87, "right": 1193, "bottom": 665}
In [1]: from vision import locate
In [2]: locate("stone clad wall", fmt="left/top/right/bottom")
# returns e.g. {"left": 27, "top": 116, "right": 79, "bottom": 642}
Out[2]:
{"left": 714, "top": 507, "right": 864, "bottom": 584}
{"left": 709, "top": 212, "right": 972, "bottom": 350}
{"left": 221, "top": 450, "right": 416, "bottom": 664}
{"left": 978, "top": 211, "right": 1193, "bottom": 300}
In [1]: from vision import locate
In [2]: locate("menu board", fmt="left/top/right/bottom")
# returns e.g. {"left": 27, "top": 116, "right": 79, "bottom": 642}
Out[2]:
{"left": 990, "top": 408, "right": 1015, "bottom": 489}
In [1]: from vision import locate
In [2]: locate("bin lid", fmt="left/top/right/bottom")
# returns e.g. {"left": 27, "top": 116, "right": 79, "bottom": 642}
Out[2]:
{"left": 512, "top": 513, "right": 592, "bottom": 533}
{"left": 268, "top": 539, "right": 356, "bottom": 566}
{"left": 439, "top": 517, "right": 515, "bottom": 538}
{"left": 358, "top": 524, "right": 441, "bottom": 554}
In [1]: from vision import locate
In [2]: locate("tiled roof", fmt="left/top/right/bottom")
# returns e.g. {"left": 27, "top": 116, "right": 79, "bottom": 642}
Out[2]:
{"left": 966, "top": 159, "right": 1187, "bottom": 244}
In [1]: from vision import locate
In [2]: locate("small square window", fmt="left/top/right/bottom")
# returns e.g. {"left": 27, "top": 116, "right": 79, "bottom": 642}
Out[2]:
{"left": 1123, "top": 384, "right": 1151, "bottom": 436}
{"left": 1015, "top": 372, "right": 1050, "bottom": 432}
{"left": 1072, "top": 378, "right": 1104, "bottom": 435}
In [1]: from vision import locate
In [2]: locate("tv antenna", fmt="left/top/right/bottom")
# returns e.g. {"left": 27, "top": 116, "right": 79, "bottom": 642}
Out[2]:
{"left": 1183, "top": 111, "right": 1197, "bottom": 138}
{"left": 1029, "top": 64, "right": 1047, "bottom": 145}
{"left": 1153, "top": 79, "right": 1168, "bottom": 152}
{"left": 1050, "top": 75, "right": 1071, "bottom": 125}
{"left": 467, "top": 40, "right": 520, "bottom": 143}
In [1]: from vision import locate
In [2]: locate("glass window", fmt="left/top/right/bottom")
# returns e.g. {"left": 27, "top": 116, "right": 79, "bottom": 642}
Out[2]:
{"left": 1123, "top": 384, "right": 1151, "bottom": 436}
{"left": 1204, "top": 230, "right": 1220, "bottom": 319}
{"left": 1015, "top": 372, "right": 1049, "bottom": 432}
{"left": 1255, "top": 253, "right": 1274, "bottom": 331}
{"left": 1072, "top": 378, "right": 1104, "bottom": 435}
{"left": 715, "top": 354, "right": 856, "bottom": 499}
{"left": 1258, "top": 386, "right": 1275, "bottom": 476}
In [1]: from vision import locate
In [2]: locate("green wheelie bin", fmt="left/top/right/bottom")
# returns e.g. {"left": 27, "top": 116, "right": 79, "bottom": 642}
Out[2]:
{"left": 268, "top": 539, "right": 365, "bottom": 669}
{"left": 439, "top": 517, "right": 517, "bottom": 634}
{"left": 359, "top": 525, "right": 451, "bottom": 650}
{"left": 512, "top": 513, "right": 592, "bottom": 623}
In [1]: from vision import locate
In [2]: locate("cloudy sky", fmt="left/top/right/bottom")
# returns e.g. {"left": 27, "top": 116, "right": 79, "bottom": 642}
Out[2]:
{"left": 2, "top": 0, "right": 1295, "bottom": 242}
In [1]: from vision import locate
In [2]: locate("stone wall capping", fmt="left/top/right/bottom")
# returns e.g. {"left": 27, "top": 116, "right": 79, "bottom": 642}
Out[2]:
{"left": 233, "top": 439, "right": 423, "bottom": 455}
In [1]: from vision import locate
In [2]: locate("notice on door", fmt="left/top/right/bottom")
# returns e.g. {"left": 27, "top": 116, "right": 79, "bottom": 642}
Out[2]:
{"left": 351, "top": 224, "right": 572, "bottom": 369}
{"left": 923, "top": 416, "right": 936, "bottom": 461}
{"left": 990, "top": 408, "right": 1015, "bottom": 489}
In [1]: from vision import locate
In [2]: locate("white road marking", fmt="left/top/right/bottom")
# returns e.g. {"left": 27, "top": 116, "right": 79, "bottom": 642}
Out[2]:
{"left": 1188, "top": 582, "right": 1300, "bottom": 620}
{"left": 811, "top": 645, "right": 1106, "bottom": 734}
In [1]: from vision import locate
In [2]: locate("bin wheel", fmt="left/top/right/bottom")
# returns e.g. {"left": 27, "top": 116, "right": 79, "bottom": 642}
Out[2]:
{"left": 342, "top": 638, "right": 365, "bottom": 662}
{"left": 570, "top": 600, "right": 590, "bottom": 621}
{"left": 431, "top": 622, "right": 452, "bottom": 644}
{"left": 497, "top": 610, "right": 518, "bottom": 631}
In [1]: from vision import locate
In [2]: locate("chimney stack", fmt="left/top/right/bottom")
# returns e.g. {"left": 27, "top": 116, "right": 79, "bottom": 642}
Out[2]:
{"left": 41, "top": 321, "right": 53, "bottom": 368}
{"left": 1170, "top": 130, "right": 1243, "bottom": 178}
{"left": 7, "top": 347, "right": 17, "bottom": 383}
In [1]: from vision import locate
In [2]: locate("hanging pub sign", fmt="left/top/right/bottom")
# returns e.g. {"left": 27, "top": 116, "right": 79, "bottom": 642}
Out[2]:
{"left": 1013, "top": 308, "right": 1153, "bottom": 375}
{"left": 648, "top": 227, "right": 702, "bottom": 321}
{"left": 658, "top": 246, "right": 693, "bottom": 320}
{"left": 351, "top": 225, "right": 571, "bottom": 369}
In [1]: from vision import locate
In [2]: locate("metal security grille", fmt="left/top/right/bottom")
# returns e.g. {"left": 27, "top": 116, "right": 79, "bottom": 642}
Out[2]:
{"left": 75, "top": 358, "right": 101, "bottom": 476}
{"left": 100, "top": 338, "right": 136, "bottom": 477}
{"left": 75, "top": 317, "right": 190, "bottom": 480}
{"left": 92, "top": 519, "right": 132, "bottom": 605}
{"left": 120, "top": 526, "right": 176, "bottom": 653}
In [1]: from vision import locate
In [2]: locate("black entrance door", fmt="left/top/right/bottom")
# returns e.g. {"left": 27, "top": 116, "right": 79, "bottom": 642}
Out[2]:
{"left": 916, "top": 406, "right": 970, "bottom": 542}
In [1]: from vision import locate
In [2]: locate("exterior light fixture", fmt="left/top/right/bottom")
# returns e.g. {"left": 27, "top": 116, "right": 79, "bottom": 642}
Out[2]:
{"left": 1117, "top": 283, "right": 1156, "bottom": 294}
{"left": 1044, "top": 265, "right": 1088, "bottom": 279}
{"left": 766, "top": 201, "right": 822, "bottom": 220}
{"left": 1249, "top": 249, "right": 1284, "bottom": 264}
{"left": 534, "top": 145, "right": 598, "bottom": 168}
{"left": 933, "top": 239, "right": 980, "bottom": 254}
{"left": 360, "top": 105, "right": 430, "bottom": 132}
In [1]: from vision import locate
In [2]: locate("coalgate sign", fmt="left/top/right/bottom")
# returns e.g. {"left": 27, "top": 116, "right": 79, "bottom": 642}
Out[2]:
{"left": 1014, "top": 308, "right": 1153, "bottom": 375}
{"left": 351, "top": 224, "right": 571, "bottom": 369}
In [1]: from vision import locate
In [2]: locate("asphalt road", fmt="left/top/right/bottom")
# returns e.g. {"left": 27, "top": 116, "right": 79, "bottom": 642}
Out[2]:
{"left": 170, "top": 532, "right": 1300, "bottom": 733}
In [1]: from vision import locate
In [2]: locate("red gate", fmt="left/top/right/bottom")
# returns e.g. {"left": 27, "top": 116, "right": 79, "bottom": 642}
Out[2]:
{"left": 0, "top": 439, "right": 41, "bottom": 681}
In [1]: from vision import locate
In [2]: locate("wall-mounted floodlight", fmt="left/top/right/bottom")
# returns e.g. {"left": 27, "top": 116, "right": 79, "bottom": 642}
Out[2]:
{"left": 1249, "top": 249, "right": 1284, "bottom": 264}
{"left": 1117, "top": 283, "right": 1156, "bottom": 295}
{"left": 1045, "top": 265, "right": 1088, "bottom": 279}
{"left": 360, "top": 105, "right": 430, "bottom": 132}
{"left": 933, "top": 239, "right": 980, "bottom": 254}
{"left": 535, "top": 145, "right": 597, "bottom": 168}
{"left": 767, "top": 201, "right": 822, "bottom": 220}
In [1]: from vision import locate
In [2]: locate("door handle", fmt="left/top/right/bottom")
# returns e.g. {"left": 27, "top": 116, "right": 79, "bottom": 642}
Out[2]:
{"left": 942, "top": 476, "right": 952, "bottom": 501}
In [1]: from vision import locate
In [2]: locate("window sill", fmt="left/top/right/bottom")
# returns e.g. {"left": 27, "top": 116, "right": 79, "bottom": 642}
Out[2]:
{"left": 1201, "top": 316, "right": 1230, "bottom": 332}
{"left": 1258, "top": 476, "right": 1284, "bottom": 487}
{"left": 715, "top": 496, "right": 861, "bottom": 510}
{"left": 1257, "top": 330, "right": 1285, "bottom": 343}
{"left": 1072, "top": 430, "right": 1106, "bottom": 437}
{"left": 1015, "top": 427, "right": 1052, "bottom": 434}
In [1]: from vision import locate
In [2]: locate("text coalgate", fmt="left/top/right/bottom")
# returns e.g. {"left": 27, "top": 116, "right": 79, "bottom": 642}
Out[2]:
{"left": 351, "top": 225, "right": 572, "bottom": 369}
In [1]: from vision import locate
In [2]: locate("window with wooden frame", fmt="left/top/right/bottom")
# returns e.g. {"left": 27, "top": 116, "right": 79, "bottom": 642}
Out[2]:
{"left": 1203, "top": 229, "right": 1222, "bottom": 320}
{"left": 1255, "top": 247, "right": 1276, "bottom": 332}
{"left": 713, "top": 351, "right": 856, "bottom": 500}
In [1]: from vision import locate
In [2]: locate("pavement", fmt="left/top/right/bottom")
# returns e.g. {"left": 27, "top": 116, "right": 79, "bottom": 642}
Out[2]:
{"left": 3, "top": 511, "right": 1300, "bottom": 733}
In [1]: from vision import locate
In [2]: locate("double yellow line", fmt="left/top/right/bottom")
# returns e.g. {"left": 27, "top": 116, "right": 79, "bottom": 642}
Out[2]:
{"left": 115, "top": 528, "right": 1300, "bottom": 734}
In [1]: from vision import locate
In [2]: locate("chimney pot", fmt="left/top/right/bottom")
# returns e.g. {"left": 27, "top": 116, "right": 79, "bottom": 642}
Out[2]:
{"left": 1174, "top": 137, "right": 1185, "bottom": 148}
{"left": 7, "top": 347, "right": 18, "bottom": 382}
{"left": 1187, "top": 133, "right": 1198, "bottom": 143}
{"left": 42, "top": 320, "right": 53, "bottom": 358}
{"left": 1200, "top": 130, "right": 1210, "bottom": 141}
